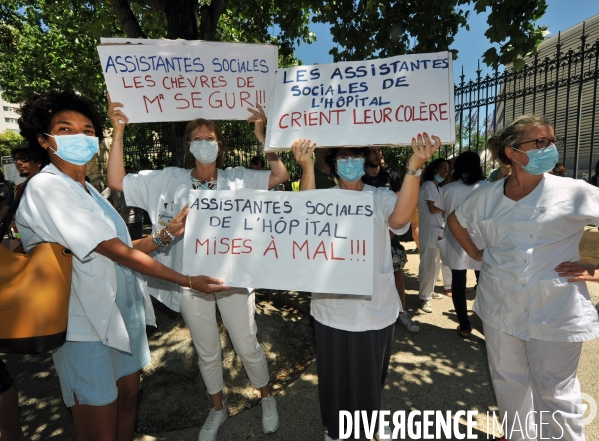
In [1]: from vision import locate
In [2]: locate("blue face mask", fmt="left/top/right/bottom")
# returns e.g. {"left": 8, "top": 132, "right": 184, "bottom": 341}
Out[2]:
{"left": 190, "top": 140, "right": 219, "bottom": 164}
{"left": 434, "top": 174, "right": 444, "bottom": 183}
{"left": 45, "top": 133, "right": 99, "bottom": 166}
{"left": 336, "top": 158, "right": 365, "bottom": 182}
{"left": 512, "top": 145, "right": 559, "bottom": 175}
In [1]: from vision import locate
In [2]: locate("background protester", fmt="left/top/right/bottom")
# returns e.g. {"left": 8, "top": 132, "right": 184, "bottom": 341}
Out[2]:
{"left": 589, "top": 159, "right": 599, "bottom": 186}
{"left": 418, "top": 158, "right": 452, "bottom": 313}
{"left": 448, "top": 114, "right": 599, "bottom": 441}
{"left": 362, "top": 147, "right": 419, "bottom": 333}
{"left": 434, "top": 151, "right": 489, "bottom": 338}
{"left": 293, "top": 133, "right": 440, "bottom": 441}
{"left": 313, "top": 147, "right": 338, "bottom": 189}
{"left": 101, "top": 166, "right": 143, "bottom": 240}
{"left": 550, "top": 162, "right": 566, "bottom": 176}
{"left": 250, "top": 155, "right": 265, "bottom": 170}
{"left": 486, "top": 160, "right": 512, "bottom": 182}
{"left": 15, "top": 89, "right": 227, "bottom": 441}
{"left": 107, "top": 100, "right": 288, "bottom": 441}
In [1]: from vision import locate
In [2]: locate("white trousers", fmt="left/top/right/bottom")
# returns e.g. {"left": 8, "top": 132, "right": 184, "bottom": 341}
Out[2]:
{"left": 180, "top": 289, "right": 270, "bottom": 395}
{"left": 418, "top": 246, "right": 452, "bottom": 300}
{"left": 484, "top": 324, "right": 585, "bottom": 441}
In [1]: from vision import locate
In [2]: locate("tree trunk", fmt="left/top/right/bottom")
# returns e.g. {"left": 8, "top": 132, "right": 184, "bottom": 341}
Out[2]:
{"left": 199, "top": 0, "right": 228, "bottom": 41}
{"left": 110, "top": 0, "right": 146, "bottom": 38}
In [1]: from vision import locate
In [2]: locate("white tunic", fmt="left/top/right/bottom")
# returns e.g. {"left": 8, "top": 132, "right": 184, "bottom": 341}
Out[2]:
{"left": 434, "top": 180, "right": 489, "bottom": 270}
{"left": 123, "top": 166, "right": 270, "bottom": 312}
{"left": 455, "top": 174, "right": 599, "bottom": 342}
{"left": 16, "top": 164, "right": 155, "bottom": 353}
{"left": 310, "top": 185, "right": 409, "bottom": 332}
{"left": 418, "top": 180, "right": 444, "bottom": 248}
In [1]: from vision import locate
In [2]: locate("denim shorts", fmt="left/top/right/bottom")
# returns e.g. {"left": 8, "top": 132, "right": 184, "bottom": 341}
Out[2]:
{"left": 52, "top": 265, "right": 151, "bottom": 407}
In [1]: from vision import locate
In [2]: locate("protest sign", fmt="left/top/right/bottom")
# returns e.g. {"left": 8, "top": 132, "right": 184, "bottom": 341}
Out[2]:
{"left": 182, "top": 189, "right": 374, "bottom": 295}
{"left": 97, "top": 39, "right": 278, "bottom": 123}
{"left": 264, "top": 51, "right": 455, "bottom": 150}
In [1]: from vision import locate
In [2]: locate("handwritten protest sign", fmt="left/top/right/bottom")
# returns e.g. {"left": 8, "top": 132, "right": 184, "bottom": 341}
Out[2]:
{"left": 97, "top": 39, "right": 278, "bottom": 123}
{"left": 264, "top": 51, "right": 455, "bottom": 150}
{"left": 182, "top": 189, "right": 374, "bottom": 295}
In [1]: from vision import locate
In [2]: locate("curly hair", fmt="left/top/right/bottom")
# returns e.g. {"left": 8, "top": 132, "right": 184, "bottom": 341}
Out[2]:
{"left": 324, "top": 147, "right": 369, "bottom": 178}
{"left": 18, "top": 90, "right": 104, "bottom": 161}
{"left": 422, "top": 158, "right": 448, "bottom": 183}
{"left": 451, "top": 151, "right": 485, "bottom": 185}
{"left": 487, "top": 114, "right": 549, "bottom": 165}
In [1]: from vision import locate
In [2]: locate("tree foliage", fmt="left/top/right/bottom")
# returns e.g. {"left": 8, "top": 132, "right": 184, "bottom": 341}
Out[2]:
{"left": 0, "top": 130, "right": 23, "bottom": 158}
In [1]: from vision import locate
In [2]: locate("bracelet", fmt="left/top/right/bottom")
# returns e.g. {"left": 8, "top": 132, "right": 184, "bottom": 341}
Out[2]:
{"left": 164, "top": 228, "right": 176, "bottom": 241}
{"left": 176, "top": 273, "right": 183, "bottom": 285}
{"left": 152, "top": 229, "right": 169, "bottom": 250}
{"left": 187, "top": 275, "right": 192, "bottom": 290}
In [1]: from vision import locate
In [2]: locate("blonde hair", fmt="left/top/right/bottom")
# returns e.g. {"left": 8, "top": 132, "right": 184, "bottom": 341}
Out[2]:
{"left": 184, "top": 118, "right": 227, "bottom": 168}
{"left": 487, "top": 114, "right": 550, "bottom": 165}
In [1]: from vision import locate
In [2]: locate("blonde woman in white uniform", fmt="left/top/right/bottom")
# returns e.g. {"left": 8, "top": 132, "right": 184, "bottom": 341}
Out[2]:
{"left": 448, "top": 115, "right": 599, "bottom": 441}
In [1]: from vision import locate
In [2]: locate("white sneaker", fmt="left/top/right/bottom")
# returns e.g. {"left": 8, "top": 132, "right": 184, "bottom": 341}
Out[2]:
{"left": 199, "top": 405, "right": 227, "bottom": 441}
{"left": 324, "top": 429, "right": 340, "bottom": 441}
{"left": 432, "top": 292, "right": 444, "bottom": 299}
{"left": 374, "top": 424, "right": 393, "bottom": 440}
{"left": 420, "top": 300, "right": 433, "bottom": 313}
{"left": 397, "top": 312, "right": 420, "bottom": 333}
{"left": 261, "top": 394, "right": 279, "bottom": 433}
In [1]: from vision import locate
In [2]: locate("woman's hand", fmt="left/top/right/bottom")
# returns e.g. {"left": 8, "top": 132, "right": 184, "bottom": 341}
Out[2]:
{"left": 292, "top": 139, "right": 316, "bottom": 171}
{"left": 188, "top": 275, "right": 230, "bottom": 293}
{"left": 555, "top": 262, "right": 599, "bottom": 282}
{"left": 247, "top": 103, "right": 267, "bottom": 144}
{"left": 408, "top": 132, "right": 442, "bottom": 170}
{"left": 107, "top": 93, "right": 129, "bottom": 133}
{"left": 165, "top": 205, "right": 189, "bottom": 238}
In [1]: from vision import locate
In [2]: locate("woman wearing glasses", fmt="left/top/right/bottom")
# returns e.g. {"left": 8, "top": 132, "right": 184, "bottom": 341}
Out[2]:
{"left": 106, "top": 100, "right": 288, "bottom": 441}
{"left": 448, "top": 115, "right": 599, "bottom": 441}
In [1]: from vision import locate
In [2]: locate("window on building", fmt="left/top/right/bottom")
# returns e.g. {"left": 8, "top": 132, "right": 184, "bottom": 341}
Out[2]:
{"left": 4, "top": 117, "right": 10, "bottom": 122}
{"left": 2, "top": 107, "right": 8, "bottom": 112}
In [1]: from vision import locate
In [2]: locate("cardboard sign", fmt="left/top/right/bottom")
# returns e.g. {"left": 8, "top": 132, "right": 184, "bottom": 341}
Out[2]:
{"left": 265, "top": 51, "right": 455, "bottom": 150}
{"left": 182, "top": 189, "right": 374, "bottom": 295}
{"left": 97, "top": 39, "right": 278, "bottom": 123}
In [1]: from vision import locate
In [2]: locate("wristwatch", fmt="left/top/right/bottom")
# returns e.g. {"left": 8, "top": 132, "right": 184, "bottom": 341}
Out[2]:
{"left": 405, "top": 167, "right": 422, "bottom": 177}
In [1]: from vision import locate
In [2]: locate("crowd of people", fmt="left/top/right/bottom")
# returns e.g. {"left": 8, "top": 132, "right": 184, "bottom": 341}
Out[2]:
{"left": 0, "top": 88, "right": 598, "bottom": 441}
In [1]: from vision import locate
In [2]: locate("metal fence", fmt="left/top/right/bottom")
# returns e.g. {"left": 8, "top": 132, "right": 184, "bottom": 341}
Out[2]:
{"left": 123, "top": 25, "right": 599, "bottom": 182}
{"left": 455, "top": 24, "right": 599, "bottom": 180}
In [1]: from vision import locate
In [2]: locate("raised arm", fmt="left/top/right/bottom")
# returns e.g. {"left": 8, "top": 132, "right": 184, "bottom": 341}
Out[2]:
{"left": 447, "top": 211, "right": 483, "bottom": 261}
{"left": 388, "top": 133, "right": 441, "bottom": 229}
{"left": 106, "top": 95, "right": 129, "bottom": 192}
{"left": 247, "top": 104, "right": 290, "bottom": 189}
{"left": 292, "top": 140, "right": 317, "bottom": 191}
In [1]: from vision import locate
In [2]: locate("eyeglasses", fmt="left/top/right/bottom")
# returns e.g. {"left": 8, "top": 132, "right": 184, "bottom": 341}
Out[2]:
{"left": 14, "top": 157, "right": 31, "bottom": 163}
{"left": 191, "top": 136, "right": 218, "bottom": 143}
{"left": 337, "top": 154, "right": 364, "bottom": 160}
{"left": 512, "top": 136, "right": 564, "bottom": 150}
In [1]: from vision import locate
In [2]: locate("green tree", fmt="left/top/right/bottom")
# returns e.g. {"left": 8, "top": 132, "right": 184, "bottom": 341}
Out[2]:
{"left": 0, "top": 130, "right": 23, "bottom": 158}
{"left": 0, "top": 0, "right": 547, "bottom": 165}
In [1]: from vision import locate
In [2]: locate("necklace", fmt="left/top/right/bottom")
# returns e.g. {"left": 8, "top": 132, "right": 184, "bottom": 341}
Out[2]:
{"left": 190, "top": 174, "right": 217, "bottom": 190}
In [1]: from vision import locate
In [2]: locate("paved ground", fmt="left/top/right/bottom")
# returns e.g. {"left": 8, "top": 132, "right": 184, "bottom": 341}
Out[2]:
{"left": 6, "top": 235, "right": 599, "bottom": 441}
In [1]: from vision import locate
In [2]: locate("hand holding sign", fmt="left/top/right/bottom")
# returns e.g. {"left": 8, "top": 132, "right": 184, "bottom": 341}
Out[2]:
{"left": 292, "top": 139, "right": 316, "bottom": 170}
{"left": 408, "top": 132, "right": 442, "bottom": 170}
{"left": 247, "top": 103, "right": 267, "bottom": 144}
{"left": 166, "top": 204, "right": 189, "bottom": 238}
{"left": 107, "top": 94, "right": 129, "bottom": 133}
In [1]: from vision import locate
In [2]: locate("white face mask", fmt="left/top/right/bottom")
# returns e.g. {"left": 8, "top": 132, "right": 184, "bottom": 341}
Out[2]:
{"left": 189, "top": 140, "right": 219, "bottom": 164}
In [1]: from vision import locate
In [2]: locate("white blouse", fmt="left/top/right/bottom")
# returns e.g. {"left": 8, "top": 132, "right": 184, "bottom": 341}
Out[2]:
{"left": 418, "top": 180, "right": 444, "bottom": 249}
{"left": 123, "top": 166, "right": 271, "bottom": 312}
{"left": 455, "top": 174, "right": 599, "bottom": 342}
{"left": 16, "top": 164, "right": 155, "bottom": 353}
{"left": 310, "top": 185, "right": 409, "bottom": 332}
{"left": 435, "top": 180, "right": 489, "bottom": 270}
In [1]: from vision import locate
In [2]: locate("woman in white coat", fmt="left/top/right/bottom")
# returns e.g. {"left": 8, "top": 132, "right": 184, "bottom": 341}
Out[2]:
{"left": 434, "top": 151, "right": 489, "bottom": 337}
{"left": 107, "top": 100, "right": 288, "bottom": 441}
{"left": 418, "top": 158, "right": 452, "bottom": 313}
{"left": 448, "top": 114, "right": 599, "bottom": 441}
